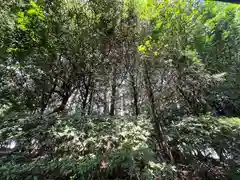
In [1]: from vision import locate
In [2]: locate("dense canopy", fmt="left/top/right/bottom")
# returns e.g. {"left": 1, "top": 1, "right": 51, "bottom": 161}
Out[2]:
{"left": 0, "top": 0, "right": 239, "bottom": 180}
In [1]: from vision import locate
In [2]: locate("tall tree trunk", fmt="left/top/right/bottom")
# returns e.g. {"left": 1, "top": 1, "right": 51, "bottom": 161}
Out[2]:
{"left": 40, "top": 79, "right": 58, "bottom": 114}
{"left": 130, "top": 72, "right": 139, "bottom": 116}
{"left": 51, "top": 92, "right": 70, "bottom": 114}
{"left": 109, "top": 64, "right": 117, "bottom": 116}
{"left": 143, "top": 59, "right": 174, "bottom": 163}
{"left": 50, "top": 81, "right": 74, "bottom": 114}
{"left": 87, "top": 84, "right": 94, "bottom": 115}
{"left": 103, "top": 86, "right": 108, "bottom": 114}
{"left": 82, "top": 75, "right": 92, "bottom": 115}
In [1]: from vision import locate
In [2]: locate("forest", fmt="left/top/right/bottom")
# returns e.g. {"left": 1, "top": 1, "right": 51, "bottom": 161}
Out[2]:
{"left": 0, "top": 0, "right": 240, "bottom": 179}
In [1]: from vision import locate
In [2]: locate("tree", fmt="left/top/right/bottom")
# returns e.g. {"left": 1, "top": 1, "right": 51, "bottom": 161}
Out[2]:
{"left": 0, "top": 0, "right": 240, "bottom": 179}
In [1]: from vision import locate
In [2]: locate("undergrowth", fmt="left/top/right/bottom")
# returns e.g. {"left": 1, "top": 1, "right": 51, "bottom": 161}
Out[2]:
{"left": 0, "top": 113, "right": 239, "bottom": 180}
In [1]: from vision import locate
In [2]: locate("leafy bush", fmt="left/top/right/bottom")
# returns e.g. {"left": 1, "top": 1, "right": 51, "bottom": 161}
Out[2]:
{"left": 167, "top": 115, "right": 240, "bottom": 179}
{"left": 0, "top": 113, "right": 239, "bottom": 179}
{"left": 0, "top": 114, "right": 165, "bottom": 179}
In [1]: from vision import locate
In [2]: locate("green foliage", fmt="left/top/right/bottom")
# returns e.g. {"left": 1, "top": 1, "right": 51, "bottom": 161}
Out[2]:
{"left": 167, "top": 115, "right": 240, "bottom": 179}
{"left": 0, "top": 114, "right": 157, "bottom": 179}
{"left": 0, "top": 113, "right": 239, "bottom": 179}
{"left": 0, "top": 0, "right": 240, "bottom": 180}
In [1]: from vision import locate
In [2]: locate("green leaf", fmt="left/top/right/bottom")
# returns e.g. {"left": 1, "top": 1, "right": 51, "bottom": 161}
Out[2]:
{"left": 145, "top": 40, "right": 151, "bottom": 47}
{"left": 17, "top": 24, "right": 27, "bottom": 31}
{"left": 153, "top": 51, "right": 159, "bottom": 57}
{"left": 138, "top": 45, "right": 147, "bottom": 53}
{"left": 27, "top": 9, "right": 37, "bottom": 15}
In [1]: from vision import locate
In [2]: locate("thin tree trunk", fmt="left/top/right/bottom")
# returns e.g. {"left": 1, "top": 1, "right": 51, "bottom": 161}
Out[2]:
{"left": 109, "top": 64, "right": 117, "bottom": 116}
{"left": 103, "top": 86, "right": 108, "bottom": 114}
{"left": 130, "top": 72, "right": 139, "bottom": 116}
{"left": 51, "top": 92, "right": 70, "bottom": 114}
{"left": 50, "top": 81, "right": 74, "bottom": 114}
{"left": 40, "top": 80, "right": 57, "bottom": 114}
{"left": 87, "top": 84, "right": 94, "bottom": 115}
{"left": 82, "top": 75, "right": 92, "bottom": 115}
{"left": 143, "top": 59, "right": 174, "bottom": 163}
